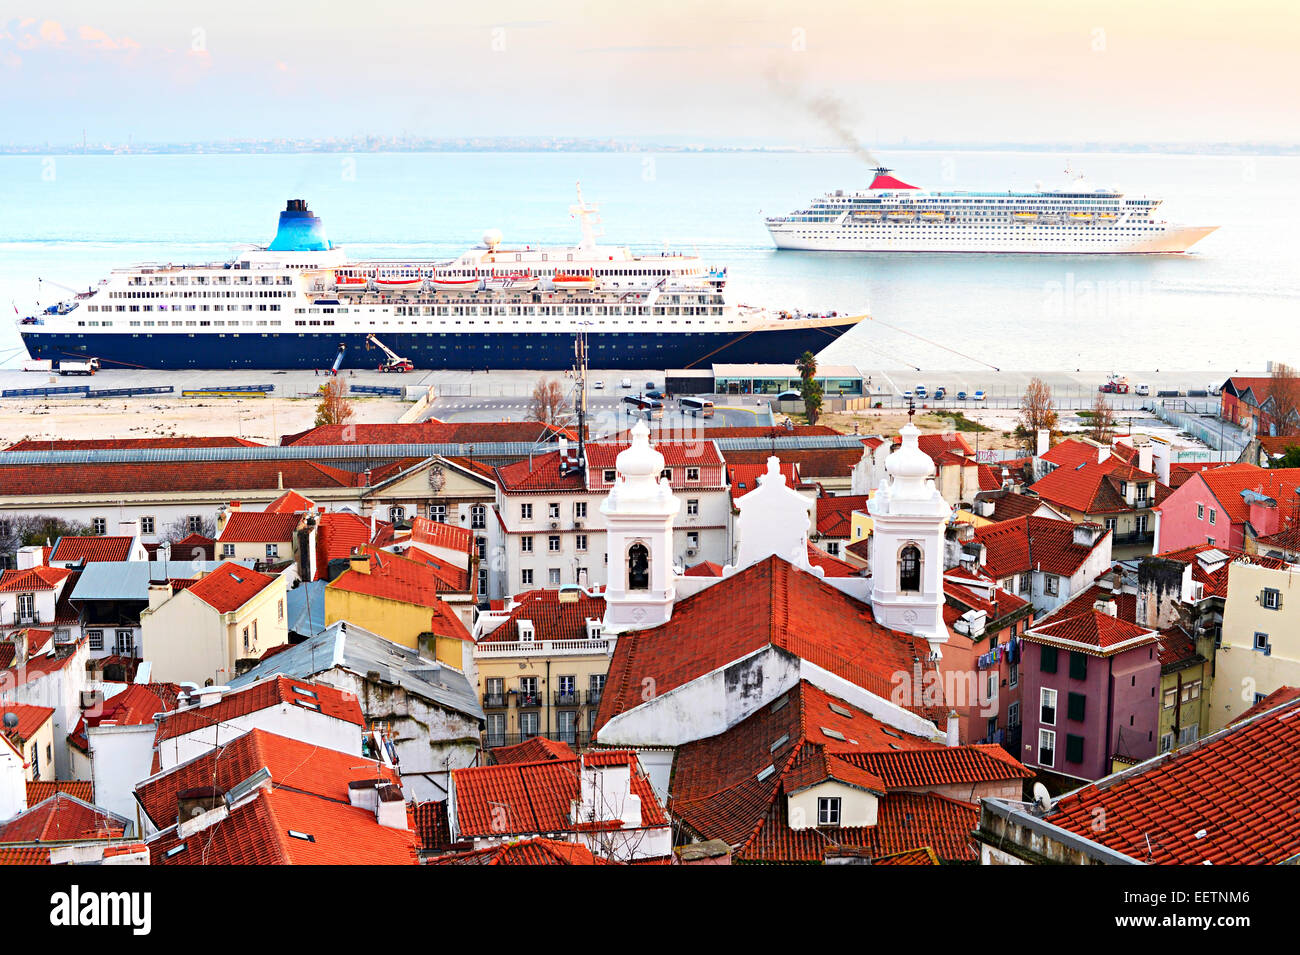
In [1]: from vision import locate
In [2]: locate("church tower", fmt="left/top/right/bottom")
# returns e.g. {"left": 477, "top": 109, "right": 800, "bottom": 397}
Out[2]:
{"left": 867, "top": 424, "right": 950, "bottom": 658}
{"left": 601, "top": 420, "right": 678, "bottom": 632}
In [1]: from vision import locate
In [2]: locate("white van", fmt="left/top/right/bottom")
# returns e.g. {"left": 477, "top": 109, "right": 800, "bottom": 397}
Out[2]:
{"left": 1134, "top": 383, "right": 1150, "bottom": 396}
{"left": 620, "top": 377, "right": 632, "bottom": 389}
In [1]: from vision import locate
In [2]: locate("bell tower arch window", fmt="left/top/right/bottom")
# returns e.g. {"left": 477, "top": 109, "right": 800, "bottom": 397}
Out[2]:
{"left": 628, "top": 541, "right": 650, "bottom": 591}
{"left": 899, "top": 544, "right": 922, "bottom": 593}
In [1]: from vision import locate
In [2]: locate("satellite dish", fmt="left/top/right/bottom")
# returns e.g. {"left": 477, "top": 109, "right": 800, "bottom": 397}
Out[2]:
{"left": 1033, "top": 782, "right": 1052, "bottom": 812}
{"left": 482, "top": 228, "right": 503, "bottom": 250}
{"left": 2, "top": 712, "right": 17, "bottom": 730}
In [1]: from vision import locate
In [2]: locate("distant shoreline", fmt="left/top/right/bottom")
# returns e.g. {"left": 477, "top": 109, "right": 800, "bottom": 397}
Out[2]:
{"left": 1, "top": 141, "right": 1297, "bottom": 157}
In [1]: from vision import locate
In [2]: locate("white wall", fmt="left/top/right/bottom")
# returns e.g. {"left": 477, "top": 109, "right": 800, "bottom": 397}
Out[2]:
{"left": 155, "top": 701, "right": 361, "bottom": 775}
{"left": 88, "top": 723, "right": 156, "bottom": 837}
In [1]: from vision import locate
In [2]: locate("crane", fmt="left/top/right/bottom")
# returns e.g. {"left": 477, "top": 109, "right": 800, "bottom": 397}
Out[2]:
{"left": 366, "top": 334, "right": 414, "bottom": 373}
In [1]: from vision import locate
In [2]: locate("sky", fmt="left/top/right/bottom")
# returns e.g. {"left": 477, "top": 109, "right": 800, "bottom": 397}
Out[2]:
{"left": 2, "top": 0, "right": 1298, "bottom": 146}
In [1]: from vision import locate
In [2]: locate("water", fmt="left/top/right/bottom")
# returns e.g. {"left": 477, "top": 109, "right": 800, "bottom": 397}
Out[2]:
{"left": 1, "top": 149, "right": 1295, "bottom": 373}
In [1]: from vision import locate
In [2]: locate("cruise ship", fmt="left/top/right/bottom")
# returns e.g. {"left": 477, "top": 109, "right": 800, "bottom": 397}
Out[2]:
{"left": 18, "top": 189, "right": 863, "bottom": 371}
{"left": 765, "top": 168, "right": 1218, "bottom": 253}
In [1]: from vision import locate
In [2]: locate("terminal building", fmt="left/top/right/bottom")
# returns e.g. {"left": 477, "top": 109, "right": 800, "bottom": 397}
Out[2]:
{"left": 666, "top": 363, "right": 866, "bottom": 397}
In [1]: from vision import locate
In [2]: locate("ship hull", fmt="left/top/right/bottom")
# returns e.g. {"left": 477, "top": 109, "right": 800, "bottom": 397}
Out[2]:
{"left": 19, "top": 322, "right": 858, "bottom": 371}
{"left": 766, "top": 223, "right": 1218, "bottom": 254}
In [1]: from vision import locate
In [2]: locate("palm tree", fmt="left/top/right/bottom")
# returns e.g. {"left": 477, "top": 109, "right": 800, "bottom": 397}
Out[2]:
{"left": 795, "top": 350, "right": 818, "bottom": 385}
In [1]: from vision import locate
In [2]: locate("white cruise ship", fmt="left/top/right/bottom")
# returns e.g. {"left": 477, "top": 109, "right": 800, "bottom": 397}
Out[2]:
{"left": 20, "top": 187, "right": 862, "bottom": 371}
{"left": 765, "top": 168, "right": 1217, "bottom": 254}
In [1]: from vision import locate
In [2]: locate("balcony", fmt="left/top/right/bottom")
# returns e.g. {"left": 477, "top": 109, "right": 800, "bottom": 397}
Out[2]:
{"left": 474, "top": 636, "right": 613, "bottom": 659}
{"left": 516, "top": 691, "right": 544, "bottom": 708}
{"left": 482, "top": 692, "right": 507, "bottom": 709}
{"left": 553, "top": 690, "right": 580, "bottom": 707}
{"left": 482, "top": 728, "right": 591, "bottom": 753}
{"left": 9, "top": 611, "right": 44, "bottom": 627}
{"left": 587, "top": 687, "right": 603, "bottom": 706}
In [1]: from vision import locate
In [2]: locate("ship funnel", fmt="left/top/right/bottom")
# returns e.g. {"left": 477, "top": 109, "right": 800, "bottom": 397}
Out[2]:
{"left": 268, "top": 199, "right": 333, "bottom": 252}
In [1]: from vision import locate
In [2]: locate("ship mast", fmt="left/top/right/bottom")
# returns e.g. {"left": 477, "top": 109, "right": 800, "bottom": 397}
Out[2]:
{"left": 570, "top": 181, "right": 603, "bottom": 252}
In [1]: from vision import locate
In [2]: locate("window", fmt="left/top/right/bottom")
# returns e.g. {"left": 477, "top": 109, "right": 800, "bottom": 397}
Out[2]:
{"left": 899, "top": 545, "right": 921, "bottom": 593}
{"left": 1104, "top": 517, "right": 1117, "bottom": 532}
{"left": 242, "top": 626, "right": 251, "bottom": 651}
{"left": 87, "top": 629, "right": 104, "bottom": 651}
{"left": 486, "top": 713, "right": 506, "bottom": 748}
{"left": 1135, "top": 514, "right": 1148, "bottom": 534}
{"left": 1009, "top": 662, "right": 1019, "bottom": 688}
{"left": 388, "top": 505, "right": 406, "bottom": 522}
{"left": 1065, "top": 734, "right": 1085, "bottom": 764}
{"left": 521, "top": 536, "right": 533, "bottom": 553}
{"left": 548, "top": 535, "right": 560, "bottom": 552}
{"left": 548, "top": 503, "right": 560, "bottom": 520}
{"left": 428, "top": 503, "right": 447, "bottom": 523}
{"left": 603, "top": 469, "right": 616, "bottom": 483}
{"left": 519, "top": 711, "right": 539, "bottom": 738}
{"left": 1162, "top": 687, "right": 1177, "bottom": 709}
{"left": 548, "top": 568, "right": 561, "bottom": 586}
{"left": 91, "top": 517, "right": 107, "bottom": 535}
{"left": 188, "top": 516, "right": 204, "bottom": 533}
{"left": 1181, "top": 680, "right": 1201, "bottom": 702}
{"left": 471, "top": 505, "right": 486, "bottom": 529}
{"left": 1038, "top": 729, "right": 1056, "bottom": 767}
{"left": 1040, "top": 687, "right": 1057, "bottom": 725}
{"left": 687, "top": 467, "right": 700, "bottom": 481}
{"left": 1040, "top": 644, "right": 1058, "bottom": 674}
{"left": 660, "top": 468, "right": 672, "bottom": 481}
{"left": 1044, "top": 574, "right": 1058, "bottom": 597}
{"left": 687, "top": 499, "right": 699, "bottom": 516}
{"left": 817, "top": 797, "right": 841, "bottom": 827}
{"left": 521, "top": 568, "right": 533, "bottom": 586}
{"left": 115, "top": 630, "right": 134, "bottom": 656}
{"left": 1197, "top": 504, "right": 1204, "bottom": 520}
{"left": 265, "top": 543, "right": 279, "bottom": 559}
{"left": 1067, "top": 692, "right": 1086, "bottom": 721}
{"left": 574, "top": 501, "right": 587, "bottom": 520}
{"left": 1254, "top": 632, "right": 1271, "bottom": 655}
{"left": 1262, "top": 587, "right": 1281, "bottom": 610}
{"left": 1069, "top": 652, "right": 1088, "bottom": 680}
{"left": 1008, "top": 701, "right": 1020, "bottom": 727}
{"left": 521, "top": 503, "right": 533, "bottom": 521}
{"left": 222, "top": 543, "right": 236, "bottom": 557}
{"left": 1018, "top": 573, "right": 1030, "bottom": 595}
{"left": 141, "top": 516, "right": 155, "bottom": 535}
{"left": 628, "top": 542, "right": 650, "bottom": 591}
{"left": 576, "top": 534, "right": 587, "bottom": 552}
{"left": 1160, "top": 732, "right": 1175, "bottom": 754}
{"left": 1209, "top": 508, "right": 1216, "bottom": 525}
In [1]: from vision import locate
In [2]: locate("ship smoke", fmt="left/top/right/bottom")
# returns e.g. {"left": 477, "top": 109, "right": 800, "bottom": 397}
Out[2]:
{"left": 765, "top": 67, "right": 881, "bottom": 166}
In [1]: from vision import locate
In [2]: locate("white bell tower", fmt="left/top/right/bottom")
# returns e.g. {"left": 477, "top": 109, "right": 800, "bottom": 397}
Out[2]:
{"left": 601, "top": 420, "right": 678, "bottom": 632}
{"left": 867, "top": 424, "right": 950, "bottom": 658}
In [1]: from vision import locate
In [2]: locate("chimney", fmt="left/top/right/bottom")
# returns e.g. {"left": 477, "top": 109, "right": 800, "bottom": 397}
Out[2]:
{"left": 945, "top": 712, "right": 961, "bottom": 747}
{"left": 147, "top": 581, "right": 173, "bottom": 611}
{"left": 375, "top": 783, "right": 408, "bottom": 830}
{"left": 976, "top": 499, "right": 995, "bottom": 518}
{"left": 349, "top": 554, "right": 371, "bottom": 575}
{"left": 177, "top": 786, "right": 222, "bottom": 826}
{"left": 118, "top": 518, "right": 141, "bottom": 538}
{"left": 1073, "top": 522, "right": 1104, "bottom": 548}
{"left": 370, "top": 513, "right": 376, "bottom": 539}
{"left": 1036, "top": 428, "right": 1050, "bottom": 458}
{"left": 10, "top": 630, "right": 28, "bottom": 666}
{"left": 278, "top": 471, "right": 284, "bottom": 490}
{"left": 1137, "top": 442, "right": 1153, "bottom": 475}
{"left": 1093, "top": 598, "right": 1118, "bottom": 617}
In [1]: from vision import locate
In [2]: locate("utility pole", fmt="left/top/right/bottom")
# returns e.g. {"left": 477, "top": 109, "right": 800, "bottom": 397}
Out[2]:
{"left": 573, "top": 328, "right": 589, "bottom": 467}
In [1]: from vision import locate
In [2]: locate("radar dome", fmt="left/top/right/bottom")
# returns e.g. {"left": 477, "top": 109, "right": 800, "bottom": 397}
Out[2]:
{"left": 483, "top": 228, "right": 503, "bottom": 249}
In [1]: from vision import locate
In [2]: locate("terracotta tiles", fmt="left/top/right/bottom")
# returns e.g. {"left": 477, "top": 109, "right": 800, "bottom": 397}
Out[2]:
{"left": 49, "top": 536, "right": 135, "bottom": 563}
{"left": 185, "top": 561, "right": 277, "bottom": 613}
{"left": 26, "top": 780, "right": 94, "bottom": 806}
{"left": 1026, "top": 609, "right": 1157, "bottom": 656}
{"left": 0, "top": 793, "right": 126, "bottom": 844}
{"left": 0, "top": 460, "right": 361, "bottom": 497}
{"left": 479, "top": 588, "right": 605, "bottom": 645}
{"left": 217, "top": 511, "right": 303, "bottom": 543}
{"left": 816, "top": 495, "right": 870, "bottom": 538}
{"left": 432, "top": 838, "right": 614, "bottom": 865}
{"left": 974, "top": 515, "right": 1109, "bottom": 579}
{"left": 154, "top": 675, "right": 363, "bottom": 744}
{"left": 0, "top": 702, "right": 54, "bottom": 745}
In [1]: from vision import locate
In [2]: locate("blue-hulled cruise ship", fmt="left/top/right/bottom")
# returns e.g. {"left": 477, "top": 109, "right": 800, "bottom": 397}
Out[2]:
{"left": 19, "top": 189, "right": 863, "bottom": 371}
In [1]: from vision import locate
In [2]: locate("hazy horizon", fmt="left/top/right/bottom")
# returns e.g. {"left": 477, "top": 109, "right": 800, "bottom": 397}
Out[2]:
{"left": 3, "top": 1, "right": 1297, "bottom": 147}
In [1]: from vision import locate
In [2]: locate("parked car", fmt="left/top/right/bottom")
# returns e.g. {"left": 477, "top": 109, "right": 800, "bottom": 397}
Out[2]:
{"left": 592, "top": 380, "right": 604, "bottom": 389}
{"left": 972, "top": 390, "right": 987, "bottom": 401}
{"left": 956, "top": 391, "right": 968, "bottom": 401}
{"left": 647, "top": 390, "right": 666, "bottom": 400}
{"left": 645, "top": 381, "right": 655, "bottom": 390}
{"left": 933, "top": 387, "right": 946, "bottom": 400}
{"left": 1134, "top": 383, "right": 1151, "bottom": 396}
{"left": 903, "top": 389, "right": 915, "bottom": 400}
{"left": 620, "top": 377, "right": 633, "bottom": 389}
{"left": 915, "top": 385, "right": 928, "bottom": 398}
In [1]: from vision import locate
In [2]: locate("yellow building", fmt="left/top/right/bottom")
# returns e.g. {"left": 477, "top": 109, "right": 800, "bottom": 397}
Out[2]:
{"left": 1211, "top": 559, "right": 1300, "bottom": 730}
{"left": 324, "top": 550, "right": 473, "bottom": 671}
{"left": 1, "top": 704, "right": 56, "bottom": 781}
{"left": 473, "top": 588, "right": 612, "bottom": 750}
{"left": 140, "top": 561, "right": 289, "bottom": 685}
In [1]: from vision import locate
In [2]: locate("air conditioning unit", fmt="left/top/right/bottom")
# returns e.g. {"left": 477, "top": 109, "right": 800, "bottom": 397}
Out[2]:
{"left": 550, "top": 520, "right": 559, "bottom": 529}
{"left": 574, "top": 521, "right": 583, "bottom": 529}
{"left": 686, "top": 548, "right": 698, "bottom": 557}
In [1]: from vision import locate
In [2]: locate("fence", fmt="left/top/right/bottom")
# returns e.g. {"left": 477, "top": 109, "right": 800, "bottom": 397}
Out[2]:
{"left": 0, "top": 385, "right": 90, "bottom": 398}
{"left": 1147, "top": 401, "right": 1248, "bottom": 460}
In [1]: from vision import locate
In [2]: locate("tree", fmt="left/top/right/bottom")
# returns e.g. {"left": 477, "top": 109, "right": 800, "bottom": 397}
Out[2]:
{"left": 1015, "top": 377, "right": 1058, "bottom": 446}
{"left": 795, "top": 350, "right": 818, "bottom": 386}
{"left": 1270, "top": 445, "right": 1300, "bottom": 469}
{"left": 1087, "top": 393, "right": 1117, "bottom": 444}
{"left": 315, "top": 377, "right": 354, "bottom": 428}
{"left": 801, "top": 377, "right": 824, "bottom": 426}
{"left": 162, "top": 516, "right": 217, "bottom": 542}
{"left": 1270, "top": 363, "right": 1300, "bottom": 437}
{"left": 530, "top": 377, "right": 567, "bottom": 425}
{"left": 1, "top": 515, "right": 92, "bottom": 564}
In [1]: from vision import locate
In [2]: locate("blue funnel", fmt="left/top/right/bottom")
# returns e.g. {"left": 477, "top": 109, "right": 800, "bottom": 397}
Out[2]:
{"left": 268, "top": 199, "right": 333, "bottom": 252}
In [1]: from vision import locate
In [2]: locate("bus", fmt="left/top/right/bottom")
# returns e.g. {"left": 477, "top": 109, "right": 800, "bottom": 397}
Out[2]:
{"left": 680, "top": 396, "right": 715, "bottom": 418}
{"left": 623, "top": 395, "right": 664, "bottom": 419}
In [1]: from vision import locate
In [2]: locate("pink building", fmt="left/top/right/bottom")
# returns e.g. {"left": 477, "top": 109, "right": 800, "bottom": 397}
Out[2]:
{"left": 1154, "top": 464, "right": 1300, "bottom": 553}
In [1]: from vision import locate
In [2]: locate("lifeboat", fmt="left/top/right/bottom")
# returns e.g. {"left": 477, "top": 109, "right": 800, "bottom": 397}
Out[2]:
{"left": 1069, "top": 213, "right": 1093, "bottom": 221}
{"left": 484, "top": 272, "right": 539, "bottom": 292}
{"left": 1013, "top": 212, "right": 1038, "bottom": 221}
{"left": 1098, "top": 213, "right": 1118, "bottom": 221}
{"left": 553, "top": 272, "right": 598, "bottom": 290}
{"left": 375, "top": 276, "right": 424, "bottom": 291}
{"left": 334, "top": 274, "right": 369, "bottom": 290}
{"left": 888, "top": 211, "right": 915, "bottom": 221}
{"left": 852, "top": 210, "right": 883, "bottom": 219}
{"left": 920, "top": 211, "right": 946, "bottom": 220}
{"left": 431, "top": 274, "right": 481, "bottom": 292}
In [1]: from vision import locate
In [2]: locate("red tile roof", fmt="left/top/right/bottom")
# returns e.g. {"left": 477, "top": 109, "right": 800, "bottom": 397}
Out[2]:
{"left": 1148, "top": 543, "right": 1289, "bottom": 599}
{"left": 154, "top": 675, "right": 363, "bottom": 743}
{"left": 264, "top": 490, "right": 316, "bottom": 514}
{"left": 451, "top": 751, "right": 667, "bottom": 840}
{"left": 26, "top": 780, "right": 94, "bottom": 806}
{"left": 816, "top": 495, "right": 869, "bottom": 538}
{"left": 49, "top": 536, "right": 136, "bottom": 563}
{"left": 148, "top": 786, "right": 418, "bottom": 865}
{"left": 1050, "top": 582, "right": 1137, "bottom": 625}
{"left": 69, "top": 684, "right": 170, "bottom": 752}
{"left": 972, "top": 491, "right": 1054, "bottom": 523}
{"left": 412, "top": 799, "right": 458, "bottom": 853}
{"left": 1190, "top": 464, "right": 1300, "bottom": 527}
{"left": 185, "top": 561, "right": 278, "bottom": 612}
{"left": 0, "top": 565, "right": 72, "bottom": 592}
{"left": 721, "top": 446, "right": 867, "bottom": 480}
{"left": 0, "top": 703, "right": 53, "bottom": 746}
{"left": 0, "top": 793, "right": 126, "bottom": 844}
{"left": 807, "top": 544, "right": 860, "bottom": 577}
{"left": 479, "top": 588, "right": 606, "bottom": 645}
{"left": 1039, "top": 438, "right": 1107, "bottom": 469}
{"left": 283, "top": 420, "right": 570, "bottom": 446}
{"left": 974, "top": 516, "right": 1109, "bottom": 579}
{"left": 594, "top": 556, "right": 945, "bottom": 733}
{"left": 135, "top": 728, "right": 399, "bottom": 830}
{"left": 328, "top": 546, "right": 467, "bottom": 604}
{"left": 217, "top": 510, "right": 303, "bottom": 543}
{"left": 727, "top": 462, "right": 809, "bottom": 503}
{"left": 4, "top": 436, "right": 263, "bottom": 451}
{"left": 911, "top": 432, "right": 975, "bottom": 463}
{"left": 0, "top": 460, "right": 361, "bottom": 497}
{"left": 683, "top": 560, "right": 724, "bottom": 577}
{"left": 491, "top": 737, "right": 577, "bottom": 765}
{"left": 943, "top": 579, "right": 1030, "bottom": 624}
{"left": 870, "top": 846, "right": 941, "bottom": 865}
{"left": 314, "top": 512, "right": 382, "bottom": 578}
{"left": 409, "top": 516, "right": 473, "bottom": 554}
{"left": 1026, "top": 609, "right": 1157, "bottom": 657}
{"left": 0, "top": 846, "right": 50, "bottom": 864}
{"left": 169, "top": 533, "right": 216, "bottom": 561}
{"left": 432, "top": 837, "right": 615, "bottom": 865}
{"left": 1230, "top": 686, "right": 1300, "bottom": 725}
{"left": 1043, "top": 694, "right": 1300, "bottom": 864}
{"left": 840, "top": 744, "right": 1033, "bottom": 789}
{"left": 1032, "top": 455, "right": 1158, "bottom": 515}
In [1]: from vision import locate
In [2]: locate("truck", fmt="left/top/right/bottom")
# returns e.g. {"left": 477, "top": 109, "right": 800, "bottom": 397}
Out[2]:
{"left": 21, "top": 359, "right": 53, "bottom": 372}
{"left": 57, "top": 358, "right": 99, "bottom": 376}
{"left": 365, "top": 334, "right": 414, "bottom": 373}
{"left": 1099, "top": 375, "right": 1129, "bottom": 395}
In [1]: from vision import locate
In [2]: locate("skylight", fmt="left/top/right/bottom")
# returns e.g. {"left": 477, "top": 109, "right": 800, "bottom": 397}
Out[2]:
{"left": 828, "top": 702, "right": 853, "bottom": 718}
{"left": 881, "top": 726, "right": 902, "bottom": 739}
{"left": 821, "top": 726, "right": 846, "bottom": 741}
{"left": 770, "top": 695, "right": 789, "bottom": 714}
{"left": 769, "top": 734, "right": 790, "bottom": 753}
{"left": 287, "top": 830, "right": 315, "bottom": 842}
{"left": 164, "top": 843, "right": 186, "bottom": 858}
{"left": 756, "top": 765, "right": 775, "bottom": 782}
